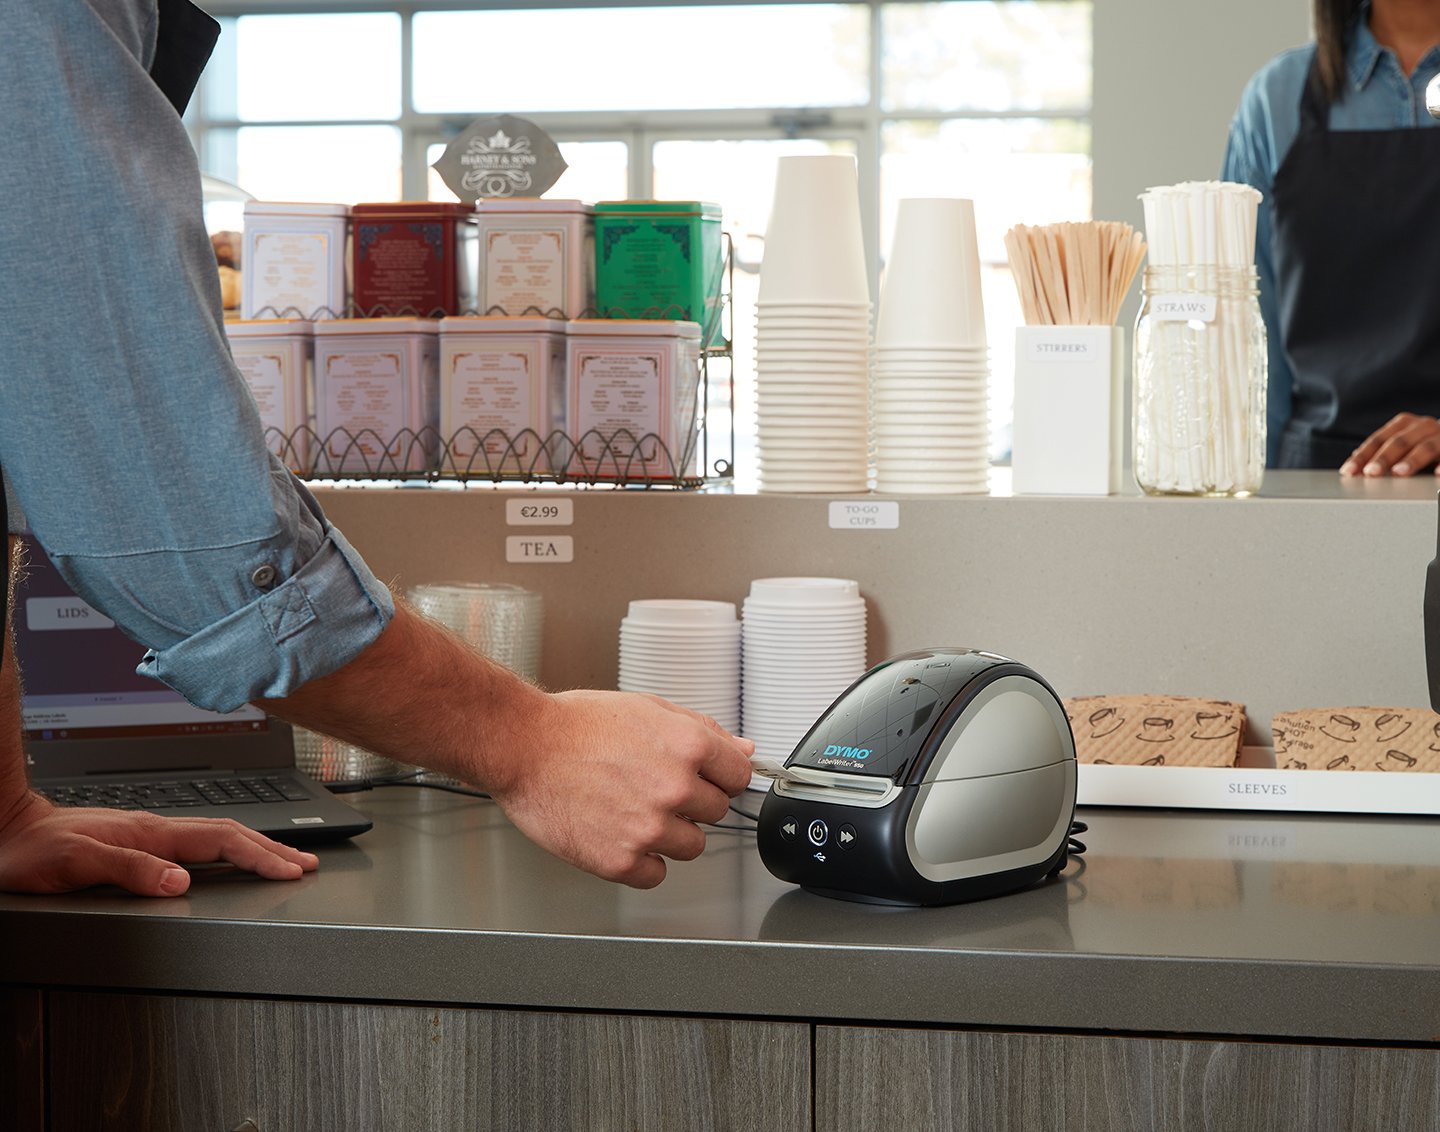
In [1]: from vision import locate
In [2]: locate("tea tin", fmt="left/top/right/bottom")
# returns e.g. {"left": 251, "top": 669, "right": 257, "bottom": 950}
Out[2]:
{"left": 593, "top": 201, "right": 724, "bottom": 346}
{"left": 352, "top": 201, "right": 479, "bottom": 318}
{"left": 473, "top": 198, "right": 593, "bottom": 319}
{"left": 439, "top": 316, "right": 566, "bottom": 476}
{"left": 312, "top": 317, "right": 440, "bottom": 474}
{"left": 242, "top": 201, "right": 350, "bottom": 320}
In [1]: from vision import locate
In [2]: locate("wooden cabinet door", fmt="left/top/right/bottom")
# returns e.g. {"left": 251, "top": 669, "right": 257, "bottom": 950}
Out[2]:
{"left": 0, "top": 987, "right": 43, "bottom": 1132}
{"left": 48, "top": 992, "right": 810, "bottom": 1132}
{"left": 817, "top": 1026, "right": 1440, "bottom": 1132}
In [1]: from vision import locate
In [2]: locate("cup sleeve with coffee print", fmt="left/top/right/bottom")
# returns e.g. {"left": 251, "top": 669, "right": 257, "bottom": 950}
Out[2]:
{"left": 0, "top": 1, "right": 394, "bottom": 712}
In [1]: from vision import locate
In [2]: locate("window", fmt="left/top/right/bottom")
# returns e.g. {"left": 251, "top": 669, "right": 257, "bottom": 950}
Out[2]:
{"left": 193, "top": 1, "right": 1092, "bottom": 481}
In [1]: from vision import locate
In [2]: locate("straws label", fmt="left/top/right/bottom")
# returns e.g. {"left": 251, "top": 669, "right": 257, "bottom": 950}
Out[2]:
{"left": 506, "top": 535, "right": 574, "bottom": 563}
{"left": 829, "top": 501, "right": 900, "bottom": 530}
{"left": 1150, "top": 294, "right": 1218, "bottom": 323}
{"left": 506, "top": 498, "right": 574, "bottom": 526}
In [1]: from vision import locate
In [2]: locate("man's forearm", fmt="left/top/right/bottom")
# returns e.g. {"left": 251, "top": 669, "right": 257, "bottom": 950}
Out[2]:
{"left": 260, "top": 601, "right": 553, "bottom": 793}
{"left": 260, "top": 598, "right": 755, "bottom": 887}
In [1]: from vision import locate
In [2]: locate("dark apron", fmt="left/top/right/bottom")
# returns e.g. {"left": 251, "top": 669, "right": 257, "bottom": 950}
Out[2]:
{"left": 1270, "top": 55, "right": 1440, "bottom": 468}
{"left": 149, "top": 0, "right": 219, "bottom": 114}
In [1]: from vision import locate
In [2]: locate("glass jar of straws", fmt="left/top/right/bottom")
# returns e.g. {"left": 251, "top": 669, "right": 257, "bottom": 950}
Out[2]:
{"left": 1133, "top": 264, "right": 1266, "bottom": 497}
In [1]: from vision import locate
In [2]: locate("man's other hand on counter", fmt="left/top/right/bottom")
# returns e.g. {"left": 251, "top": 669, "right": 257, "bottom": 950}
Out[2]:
{"left": 0, "top": 792, "right": 318, "bottom": 896}
{"left": 1341, "top": 412, "right": 1440, "bottom": 476}
{"left": 266, "top": 603, "right": 755, "bottom": 889}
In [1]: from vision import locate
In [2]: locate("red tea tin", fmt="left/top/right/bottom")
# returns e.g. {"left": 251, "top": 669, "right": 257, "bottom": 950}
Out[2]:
{"left": 351, "top": 202, "right": 479, "bottom": 318}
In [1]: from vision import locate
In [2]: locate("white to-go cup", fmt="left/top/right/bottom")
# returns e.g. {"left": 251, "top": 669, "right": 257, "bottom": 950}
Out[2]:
{"left": 876, "top": 197, "right": 986, "bottom": 349}
{"left": 757, "top": 155, "right": 871, "bottom": 306}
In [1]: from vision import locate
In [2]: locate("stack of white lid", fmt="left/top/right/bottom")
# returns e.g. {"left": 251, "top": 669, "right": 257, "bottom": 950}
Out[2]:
{"left": 873, "top": 198, "right": 991, "bottom": 493}
{"left": 741, "top": 577, "right": 867, "bottom": 787}
{"left": 618, "top": 600, "right": 741, "bottom": 733}
{"left": 754, "top": 155, "right": 872, "bottom": 493}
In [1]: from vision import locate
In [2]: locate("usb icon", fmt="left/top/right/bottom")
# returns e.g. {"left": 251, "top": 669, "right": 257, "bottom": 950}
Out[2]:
{"left": 813, "top": 851, "right": 827, "bottom": 863}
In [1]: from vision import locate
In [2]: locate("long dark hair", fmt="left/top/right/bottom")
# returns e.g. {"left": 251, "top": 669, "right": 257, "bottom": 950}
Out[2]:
{"left": 1315, "top": 0, "right": 1366, "bottom": 101}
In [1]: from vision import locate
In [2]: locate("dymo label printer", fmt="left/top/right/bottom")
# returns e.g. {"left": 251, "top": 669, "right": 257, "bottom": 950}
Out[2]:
{"left": 756, "top": 648, "right": 1078, "bottom": 906}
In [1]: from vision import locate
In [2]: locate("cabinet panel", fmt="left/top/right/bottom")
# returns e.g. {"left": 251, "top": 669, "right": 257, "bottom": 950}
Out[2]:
{"left": 49, "top": 992, "right": 810, "bottom": 1132}
{"left": 817, "top": 1026, "right": 1440, "bottom": 1132}
{"left": 0, "top": 987, "right": 43, "bottom": 1132}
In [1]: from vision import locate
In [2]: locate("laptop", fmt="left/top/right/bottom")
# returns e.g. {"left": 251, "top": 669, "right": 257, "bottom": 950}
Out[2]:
{"left": 14, "top": 535, "right": 372, "bottom": 845}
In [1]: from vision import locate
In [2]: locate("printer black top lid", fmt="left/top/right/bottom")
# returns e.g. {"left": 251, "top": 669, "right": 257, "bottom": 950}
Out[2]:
{"left": 786, "top": 647, "right": 1021, "bottom": 786}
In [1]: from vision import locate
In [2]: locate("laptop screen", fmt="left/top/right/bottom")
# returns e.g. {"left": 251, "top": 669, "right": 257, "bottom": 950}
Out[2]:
{"left": 13, "top": 536, "right": 267, "bottom": 744}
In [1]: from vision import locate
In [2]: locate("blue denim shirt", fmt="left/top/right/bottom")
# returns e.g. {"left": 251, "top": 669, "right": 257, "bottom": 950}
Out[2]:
{"left": 1222, "top": 5, "right": 1440, "bottom": 465}
{"left": 0, "top": 1, "right": 394, "bottom": 712}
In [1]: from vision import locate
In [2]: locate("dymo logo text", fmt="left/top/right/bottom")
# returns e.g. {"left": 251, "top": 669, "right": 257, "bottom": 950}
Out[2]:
{"left": 823, "top": 744, "right": 873, "bottom": 760}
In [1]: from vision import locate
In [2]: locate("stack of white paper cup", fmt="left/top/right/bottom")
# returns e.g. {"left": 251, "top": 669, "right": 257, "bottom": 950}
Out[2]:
{"left": 741, "top": 577, "right": 867, "bottom": 788}
{"left": 754, "top": 155, "right": 873, "bottom": 493}
{"left": 407, "top": 582, "right": 544, "bottom": 681}
{"left": 618, "top": 600, "right": 741, "bottom": 733}
{"left": 873, "top": 198, "right": 991, "bottom": 493}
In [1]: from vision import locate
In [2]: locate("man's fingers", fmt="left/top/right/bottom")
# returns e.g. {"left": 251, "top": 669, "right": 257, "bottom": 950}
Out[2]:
{"left": 0, "top": 800, "right": 322, "bottom": 896}
{"left": 44, "top": 837, "right": 188, "bottom": 897}
{"left": 146, "top": 819, "right": 314, "bottom": 879}
{"left": 95, "top": 811, "right": 317, "bottom": 875}
{"left": 646, "top": 695, "right": 755, "bottom": 796}
{"left": 615, "top": 853, "right": 667, "bottom": 890}
{"left": 650, "top": 816, "right": 708, "bottom": 864}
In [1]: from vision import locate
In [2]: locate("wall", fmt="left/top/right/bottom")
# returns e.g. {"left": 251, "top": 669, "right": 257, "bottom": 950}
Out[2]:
{"left": 315, "top": 476, "right": 1439, "bottom": 746}
{"left": 1093, "top": 0, "right": 1312, "bottom": 230}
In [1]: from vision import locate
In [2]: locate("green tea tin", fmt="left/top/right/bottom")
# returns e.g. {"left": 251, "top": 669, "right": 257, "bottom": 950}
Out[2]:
{"left": 592, "top": 201, "right": 724, "bottom": 346}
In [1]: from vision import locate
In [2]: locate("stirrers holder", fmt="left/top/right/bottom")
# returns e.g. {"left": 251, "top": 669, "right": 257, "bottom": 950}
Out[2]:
{"left": 1011, "top": 325, "right": 1124, "bottom": 495}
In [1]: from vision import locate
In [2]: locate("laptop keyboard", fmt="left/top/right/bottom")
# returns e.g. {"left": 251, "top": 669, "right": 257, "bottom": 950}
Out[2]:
{"left": 39, "top": 775, "right": 313, "bottom": 811}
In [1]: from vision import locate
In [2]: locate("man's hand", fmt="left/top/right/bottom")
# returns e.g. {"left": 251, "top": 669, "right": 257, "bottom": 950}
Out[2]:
{"left": 0, "top": 792, "right": 318, "bottom": 896}
{"left": 486, "top": 690, "right": 754, "bottom": 889}
{"left": 266, "top": 603, "right": 756, "bottom": 890}
{"left": 1340, "top": 413, "right": 1440, "bottom": 476}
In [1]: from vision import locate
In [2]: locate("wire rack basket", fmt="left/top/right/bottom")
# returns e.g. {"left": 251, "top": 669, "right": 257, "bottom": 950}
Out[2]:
{"left": 243, "top": 237, "right": 736, "bottom": 490}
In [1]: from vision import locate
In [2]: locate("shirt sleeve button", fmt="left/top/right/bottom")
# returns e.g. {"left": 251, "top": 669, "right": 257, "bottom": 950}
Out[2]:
{"left": 250, "top": 564, "right": 278, "bottom": 589}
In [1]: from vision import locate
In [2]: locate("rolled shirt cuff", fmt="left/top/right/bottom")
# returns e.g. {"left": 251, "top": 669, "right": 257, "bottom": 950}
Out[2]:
{"left": 137, "top": 523, "right": 395, "bottom": 712}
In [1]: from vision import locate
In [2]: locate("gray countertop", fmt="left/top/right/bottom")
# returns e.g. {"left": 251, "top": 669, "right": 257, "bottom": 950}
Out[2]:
{"left": 4, "top": 788, "right": 1440, "bottom": 1044}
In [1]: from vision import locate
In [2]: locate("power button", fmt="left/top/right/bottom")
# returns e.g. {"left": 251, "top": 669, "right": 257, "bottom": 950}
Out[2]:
{"left": 807, "top": 819, "right": 828, "bottom": 847}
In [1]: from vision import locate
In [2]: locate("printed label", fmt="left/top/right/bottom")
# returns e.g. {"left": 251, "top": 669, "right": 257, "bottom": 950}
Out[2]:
{"left": 506, "top": 535, "right": 574, "bottom": 563}
{"left": 1151, "top": 294, "right": 1218, "bottom": 322}
{"left": 828, "top": 501, "right": 900, "bottom": 530}
{"left": 506, "top": 498, "right": 574, "bottom": 526}
{"left": 26, "top": 597, "right": 115, "bottom": 631}
{"left": 1024, "top": 337, "right": 1101, "bottom": 362}
{"left": 250, "top": 231, "right": 333, "bottom": 318}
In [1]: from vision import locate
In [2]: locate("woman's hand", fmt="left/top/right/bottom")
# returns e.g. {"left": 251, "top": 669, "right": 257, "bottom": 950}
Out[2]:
{"left": 0, "top": 792, "right": 319, "bottom": 895}
{"left": 1340, "top": 413, "right": 1440, "bottom": 476}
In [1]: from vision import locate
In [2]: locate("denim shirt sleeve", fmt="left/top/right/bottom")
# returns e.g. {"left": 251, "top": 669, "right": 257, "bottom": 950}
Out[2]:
{"left": 1222, "top": 48, "right": 1312, "bottom": 467}
{"left": 0, "top": 1, "right": 394, "bottom": 712}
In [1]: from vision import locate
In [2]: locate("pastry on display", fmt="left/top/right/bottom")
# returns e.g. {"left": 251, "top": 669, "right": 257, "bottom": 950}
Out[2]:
{"left": 211, "top": 229, "right": 242, "bottom": 310}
